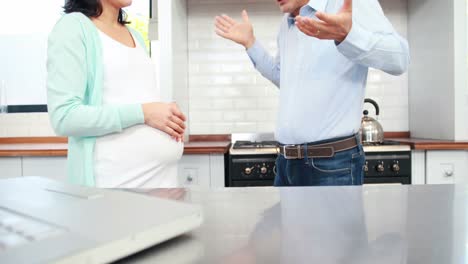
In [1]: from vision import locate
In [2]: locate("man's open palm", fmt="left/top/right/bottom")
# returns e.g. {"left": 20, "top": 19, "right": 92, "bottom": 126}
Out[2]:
{"left": 214, "top": 10, "right": 255, "bottom": 48}
{"left": 296, "top": 0, "right": 352, "bottom": 42}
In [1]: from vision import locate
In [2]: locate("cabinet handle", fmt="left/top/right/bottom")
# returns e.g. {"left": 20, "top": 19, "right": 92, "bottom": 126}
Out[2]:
{"left": 187, "top": 176, "right": 193, "bottom": 182}
{"left": 444, "top": 170, "right": 454, "bottom": 177}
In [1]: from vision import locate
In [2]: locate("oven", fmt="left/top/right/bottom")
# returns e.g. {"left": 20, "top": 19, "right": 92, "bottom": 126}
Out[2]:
{"left": 363, "top": 145, "right": 412, "bottom": 185}
{"left": 226, "top": 134, "right": 411, "bottom": 187}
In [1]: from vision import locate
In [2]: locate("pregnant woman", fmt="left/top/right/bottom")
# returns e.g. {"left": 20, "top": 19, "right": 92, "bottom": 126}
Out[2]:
{"left": 47, "top": 0, "right": 185, "bottom": 187}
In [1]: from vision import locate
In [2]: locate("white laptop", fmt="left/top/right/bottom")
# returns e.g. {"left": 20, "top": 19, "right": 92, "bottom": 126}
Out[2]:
{"left": 0, "top": 177, "right": 203, "bottom": 264}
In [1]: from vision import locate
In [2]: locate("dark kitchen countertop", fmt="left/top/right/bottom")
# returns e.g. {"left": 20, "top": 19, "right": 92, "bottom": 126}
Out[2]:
{"left": 118, "top": 184, "right": 468, "bottom": 264}
{"left": 0, "top": 137, "right": 231, "bottom": 157}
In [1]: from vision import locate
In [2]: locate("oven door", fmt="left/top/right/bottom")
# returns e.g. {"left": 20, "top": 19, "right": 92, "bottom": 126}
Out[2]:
{"left": 364, "top": 177, "right": 410, "bottom": 185}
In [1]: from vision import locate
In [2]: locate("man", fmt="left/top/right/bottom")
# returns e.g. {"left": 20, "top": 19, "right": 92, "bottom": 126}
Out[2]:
{"left": 214, "top": 0, "right": 409, "bottom": 186}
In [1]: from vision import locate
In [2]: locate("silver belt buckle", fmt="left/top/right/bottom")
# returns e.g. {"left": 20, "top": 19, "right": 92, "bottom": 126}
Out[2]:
{"left": 282, "top": 145, "right": 302, "bottom": 160}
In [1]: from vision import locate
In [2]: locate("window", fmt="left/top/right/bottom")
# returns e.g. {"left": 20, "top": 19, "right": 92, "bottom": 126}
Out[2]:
{"left": 0, "top": 1, "right": 151, "bottom": 112}
{"left": 125, "top": 1, "right": 151, "bottom": 53}
{"left": 0, "top": 0, "right": 64, "bottom": 107}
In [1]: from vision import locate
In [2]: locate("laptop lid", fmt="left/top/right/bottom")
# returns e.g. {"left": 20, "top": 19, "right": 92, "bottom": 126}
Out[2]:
{"left": 0, "top": 177, "right": 203, "bottom": 264}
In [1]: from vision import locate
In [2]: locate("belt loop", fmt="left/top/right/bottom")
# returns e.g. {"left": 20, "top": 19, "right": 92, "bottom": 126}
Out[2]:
{"left": 303, "top": 143, "right": 309, "bottom": 163}
{"left": 355, "top": 132, "right": 362, "bottom": 145}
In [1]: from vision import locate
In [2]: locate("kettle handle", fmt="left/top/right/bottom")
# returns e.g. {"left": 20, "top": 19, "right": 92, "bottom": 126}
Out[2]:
{"left": 364, "top": 98, "right": 380, "bottom": 116}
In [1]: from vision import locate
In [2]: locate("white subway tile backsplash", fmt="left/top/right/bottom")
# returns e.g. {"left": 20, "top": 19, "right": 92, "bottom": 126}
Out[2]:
{"left": 190, "top": 51, "right": 249, "bottom": 62}
{"left": 212, "top": 75, "right": 234, "bottom": 85}
{"left": 190, "top": 99, "right": 212, "bottom": 110}
{"left": 212, "top": 98, "right": 234, "bottom": 109}
{"left": 380, "top": 107, "right": 409, "bottom": 121}
{"left": 254, "top": 75, "right": 276, "bottom": 86}
{"left": 245, "top": 110, "right": 267, "bottom": 121}
{"left": 257, "top": 98, "right": 279, "bottom": 109}
{"left": 257, "top": 122, "right": 276, "bottom": 133}
{"left": 189, "top": 63, "right": 200, "bottom": 74}
{"left": 234, "top": 98, "right": 258, "bottom": 109}
{"left": 245, "top": 110, "right": 277, "bottom": 122}
{"left": 221, "top": 64, "right": 246, "bottom": 73}
{"left": 190, "top": 111, "right": 224, "bottom": 122}
{"left": 223, "top": 111, "right": 245, "bottom": 122}
{"left": 211, "top": 122, "right": 235, "bottom": 134}
{"left": 196, "top": 64, "right": 223, "bottom": 74}
{"left": 232, "top": 75, "right": 257, "bottom": 85}
{"left": 190, "top": 122, "right": 213, "bottom": 134}
{"left": 188, "top": 41, "right": 199, "bottom": 50}
{"left": 233, "top": 122, "right": 258, "bottom": 133}
{"left": 265, "top": 87, "right": 280, "bottom": 97}
{"left": 236, "top": 86, "right": 267, "bottom": 97}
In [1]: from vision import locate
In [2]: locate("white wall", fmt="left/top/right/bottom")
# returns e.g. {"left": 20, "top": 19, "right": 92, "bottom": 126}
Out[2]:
{"left": 187, "top": 0, "right": 409, "bottom": 134}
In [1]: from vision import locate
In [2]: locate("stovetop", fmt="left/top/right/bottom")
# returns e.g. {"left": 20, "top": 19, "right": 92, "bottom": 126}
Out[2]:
{"left": 229, "top": 135, "right": 411, "bottom": 156}
{"left": 362, "top": 140, "right": 402, "bottom": 146}
{"left": 233, "top": 141, "right": 279, "bottom": 149}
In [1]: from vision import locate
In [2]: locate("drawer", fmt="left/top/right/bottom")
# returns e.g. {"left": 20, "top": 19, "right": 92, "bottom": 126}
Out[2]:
{"left": 426, "top": 151, "right": 468, "bottom": 184}
{"left": 0, "top": 157, "right": 22, "bottom": 179}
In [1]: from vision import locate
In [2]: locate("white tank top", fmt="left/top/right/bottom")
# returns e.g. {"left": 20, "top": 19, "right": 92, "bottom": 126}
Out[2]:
{"left": 94, "top": 30, "right": 183, "bottom": 188}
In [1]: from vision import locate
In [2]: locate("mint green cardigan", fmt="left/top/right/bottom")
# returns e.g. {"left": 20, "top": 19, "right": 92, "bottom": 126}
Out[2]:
{"left": 47, "top": 13, "right": 147, "bottom": 186}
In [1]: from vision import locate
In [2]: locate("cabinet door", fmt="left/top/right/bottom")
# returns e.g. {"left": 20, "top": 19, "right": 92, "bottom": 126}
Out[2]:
{"left": 426, "top": 151, "right": 468, "bottom": 184}
{"left": 177, "top": 155, "right": 210, "bottom": 188}
{"left": 209, "top": 154, "right": 225, "bottom": 188}
{"left": 0, "top": 157, "right": 22, "bottom": 179}
{"left": 22, "top": 157, "right": 67, "bottom": 182}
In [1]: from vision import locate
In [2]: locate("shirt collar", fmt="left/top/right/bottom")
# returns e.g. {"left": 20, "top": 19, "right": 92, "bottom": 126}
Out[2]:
{"left": 287, "top": 0, "right": 328, "bottom": 27}
{"left": 305, "top": 0, "right": 328, "bottom": 13}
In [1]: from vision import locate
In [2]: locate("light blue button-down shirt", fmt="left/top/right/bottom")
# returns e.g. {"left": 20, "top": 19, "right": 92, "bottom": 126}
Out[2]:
{"left": 247, "top": 0, "right": 410, "bottom": 144}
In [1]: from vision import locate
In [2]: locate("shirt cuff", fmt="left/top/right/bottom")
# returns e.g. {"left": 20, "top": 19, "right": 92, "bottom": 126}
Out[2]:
{"left": 117, "top": 104, "right": 145, "bottom": 129}
{"left": 246, "top": 40, "right": 263, "bottom": 67}
{"left": 336, "top": 22, "right": 373, "bottom": 60}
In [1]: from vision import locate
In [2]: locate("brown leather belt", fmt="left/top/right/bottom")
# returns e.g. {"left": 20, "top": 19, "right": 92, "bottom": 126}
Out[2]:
{"left": 278, "top": 135, "right": 359, "bottom": 159}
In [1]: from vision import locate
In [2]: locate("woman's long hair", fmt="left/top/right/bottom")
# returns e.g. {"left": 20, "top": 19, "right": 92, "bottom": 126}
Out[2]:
{"left": 64, "top": 0, "right": 129, "bottom": 25}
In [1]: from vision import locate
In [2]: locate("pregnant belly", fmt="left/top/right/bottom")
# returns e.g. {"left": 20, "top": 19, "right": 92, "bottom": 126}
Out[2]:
{"left": 94, "top": 125, "right": 184, "bottom": 168}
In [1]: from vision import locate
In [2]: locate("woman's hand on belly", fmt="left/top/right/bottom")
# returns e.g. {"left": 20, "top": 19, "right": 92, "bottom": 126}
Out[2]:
{"left": 142, "top": 102, "right": 187, "bottom": 142}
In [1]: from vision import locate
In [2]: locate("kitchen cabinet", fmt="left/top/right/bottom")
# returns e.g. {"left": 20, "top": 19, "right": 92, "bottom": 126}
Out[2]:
{"left": 0, "top": 157, "right": 22, "bottom": 179}
{"left": 178, "top": 155, "right": 210, "bottom": 188}
{"left": 0, "top": 156, "right": 67, "bottom": 181}
{"left": 22, "top": 157, "right": 67, "bottom": 182}
{"left": 411, "top": 150, "right": 468, "bottom": 184}
{"left": 425, "top": 150, "right": 468, "bottom": 184}
{"left": 178, "top": 154, "right": 226, "bottom": 189}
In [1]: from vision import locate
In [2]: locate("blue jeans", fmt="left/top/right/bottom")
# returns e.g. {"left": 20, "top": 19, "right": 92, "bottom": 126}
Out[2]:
{"left": 274, "top": 134, "right": 366, "bottom": 186}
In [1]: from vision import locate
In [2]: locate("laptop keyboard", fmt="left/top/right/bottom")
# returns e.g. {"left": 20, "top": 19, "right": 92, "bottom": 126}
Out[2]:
{"left": 0, "top": 208, "right": 64, "bottom": 251}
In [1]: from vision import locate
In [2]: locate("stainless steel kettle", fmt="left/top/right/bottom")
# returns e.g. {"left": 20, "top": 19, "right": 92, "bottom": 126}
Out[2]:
{"left": 361, "top": 98, "right": 384, "bottom": 144}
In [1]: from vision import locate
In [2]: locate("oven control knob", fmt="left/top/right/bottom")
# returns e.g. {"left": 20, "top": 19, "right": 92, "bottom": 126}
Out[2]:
{"left": 392, "top": 163, "right": 400, "bottom": 172}
{"left": 244, "top": 167, "right": 252, "bottom": 175}
{"left": 364, "top": 164, "right": 369, "bottom": 173}
{"left": 377, "top": 163, "right": 385, "bottom": 173}
{"left": 261, "top": 167, "right": 268, "bottom": 174}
